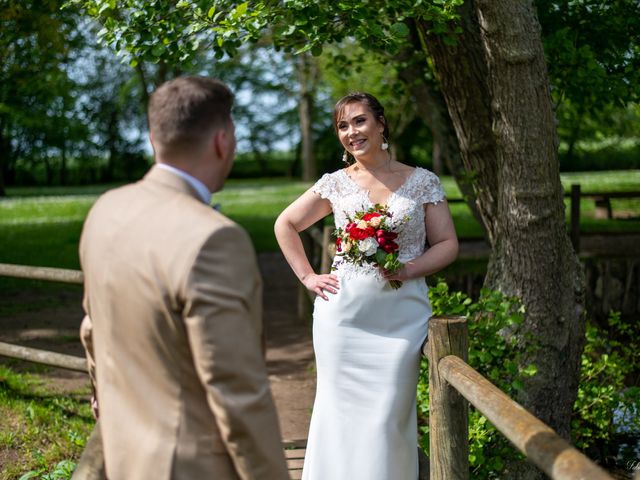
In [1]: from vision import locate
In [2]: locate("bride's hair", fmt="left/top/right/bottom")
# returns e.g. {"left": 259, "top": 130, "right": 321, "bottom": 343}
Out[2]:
{"left": 333, "top": 92, "right": 390, "bottom": 140}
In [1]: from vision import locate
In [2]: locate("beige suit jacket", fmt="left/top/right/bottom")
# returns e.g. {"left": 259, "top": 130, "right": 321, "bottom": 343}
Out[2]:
{"left": 79, "top": 166, "right": 289, "bottom": 480}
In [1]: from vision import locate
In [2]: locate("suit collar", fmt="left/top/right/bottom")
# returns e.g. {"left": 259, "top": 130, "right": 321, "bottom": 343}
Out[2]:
{"left": 144, "top": 165, "right": 205, "bottom": 204}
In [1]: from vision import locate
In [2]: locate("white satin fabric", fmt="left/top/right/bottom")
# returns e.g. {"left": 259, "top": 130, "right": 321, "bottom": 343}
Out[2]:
{"left": 303, "top": 274, "right": 430, "bottom": 480}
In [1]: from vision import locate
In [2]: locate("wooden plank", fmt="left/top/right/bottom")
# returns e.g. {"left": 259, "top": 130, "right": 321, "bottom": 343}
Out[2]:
{"left": 563, "top": 190, "right": 640, "bottom": 199}
{"left": 439, "top": 355, "right": 614, "bottom": 480}
{"left": 285, "top": 447, "right": 305, "bottom": 480}
{"left": 0, "top": 263, "right": 83, "bottom": 284}
{"left": 0, "top": 341, "right": 88, "bottom": 373}
{"left": 427, "top": 316, "right": 469, "bottom": 480}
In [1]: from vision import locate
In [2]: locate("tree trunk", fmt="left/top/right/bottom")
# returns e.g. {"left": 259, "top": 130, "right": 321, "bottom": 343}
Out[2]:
{"left": 60, "top": 140, "right": 67, "bottom": 186}
{"left": 0, "top": 128, "right": 7, "bottom": 197}
{"left": 395, "top": 28, "right": 485, "bottom": 232}
{"left": 0, "top": 161, "right": 5, "bottom": 195}
{"left": 564, "top": 107, "right": 584, "bottom": 167}
{"left": 423, "top": 2, "right": 586, "bottom": 477}
{"left": 298, "top": 53, "right": 316, "bottom": 182}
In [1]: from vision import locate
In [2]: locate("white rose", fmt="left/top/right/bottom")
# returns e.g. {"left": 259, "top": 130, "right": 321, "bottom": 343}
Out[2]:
{"left": 359, "top": 237, "right": 379, "bottom": 256}
{"left": 369, "top": 216, "right": 382, "bottom": 228}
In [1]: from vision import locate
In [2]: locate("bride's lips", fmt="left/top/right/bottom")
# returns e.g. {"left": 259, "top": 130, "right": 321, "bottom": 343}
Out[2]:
{"left": 350, "top": 139, "right": 366, "bottom": 149}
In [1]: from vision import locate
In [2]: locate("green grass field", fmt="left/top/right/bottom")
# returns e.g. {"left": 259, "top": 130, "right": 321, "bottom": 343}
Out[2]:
{"left": 2, "top": 171, "right": 639, "bottom": 270}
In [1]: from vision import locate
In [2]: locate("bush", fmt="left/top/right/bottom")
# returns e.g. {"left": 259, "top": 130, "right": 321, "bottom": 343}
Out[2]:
{"left": 559, "top": 138, "right": 640, "bottom": 172}
{"left": 572, "top": 311, "right": 640, "bottom": 466}
{"left": 420, "top": 281, "right": 640, "bottom": 478}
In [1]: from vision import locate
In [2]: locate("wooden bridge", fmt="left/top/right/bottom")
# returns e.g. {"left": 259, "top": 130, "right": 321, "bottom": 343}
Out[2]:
{"left": 2, "top": 262, "right": 634, "bottom": 479}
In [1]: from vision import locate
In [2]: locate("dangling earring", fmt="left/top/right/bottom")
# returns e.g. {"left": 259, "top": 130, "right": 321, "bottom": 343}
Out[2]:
{"left": 381, "top": 137, "right": 389, "bottom": 151}
{"left": 342, "top": 151, "right": 349, "bottom": 164}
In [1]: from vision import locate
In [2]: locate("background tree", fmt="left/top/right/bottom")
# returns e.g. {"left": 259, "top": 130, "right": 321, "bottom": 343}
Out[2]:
{"left": 537, "top": 0, "right": 640, "bottom": 167}
{"left": 0, "top": 0, "right": 84, "bottom": 193}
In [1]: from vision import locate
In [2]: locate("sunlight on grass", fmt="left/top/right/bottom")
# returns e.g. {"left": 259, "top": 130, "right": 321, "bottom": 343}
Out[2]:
{"left": 1, "top": 171, "right": 638, "bottom": 266}
{"left": 0, "top": 365, "right": 92, "bottom": 480}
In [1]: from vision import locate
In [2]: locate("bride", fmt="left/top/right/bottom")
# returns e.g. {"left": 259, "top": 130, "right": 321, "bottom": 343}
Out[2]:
{"left": 274, "top": 92, "right": 458, "bottom": 479}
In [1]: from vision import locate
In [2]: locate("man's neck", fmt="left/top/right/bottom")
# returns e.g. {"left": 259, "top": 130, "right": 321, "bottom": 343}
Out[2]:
{"left": 156, "top": 163, "right": 212, "bottom": 204}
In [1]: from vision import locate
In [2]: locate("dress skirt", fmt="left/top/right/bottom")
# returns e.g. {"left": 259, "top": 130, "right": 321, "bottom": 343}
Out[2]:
{"left": 302, "top": 272, "right": 431, "bottom": 480}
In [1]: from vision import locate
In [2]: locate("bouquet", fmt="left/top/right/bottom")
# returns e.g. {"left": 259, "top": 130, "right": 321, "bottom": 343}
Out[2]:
{"left": 334, "top": 204, "right": 404, "bottom": 289}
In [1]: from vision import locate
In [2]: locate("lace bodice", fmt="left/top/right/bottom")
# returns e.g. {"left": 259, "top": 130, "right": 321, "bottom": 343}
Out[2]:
{"left": 312, "top": 167, "right": 445, "bottom": 278}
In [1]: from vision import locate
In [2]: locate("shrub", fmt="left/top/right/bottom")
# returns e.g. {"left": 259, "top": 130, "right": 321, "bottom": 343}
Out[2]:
{"left": 420, "top": 281, "right": 640, "bottom": 478}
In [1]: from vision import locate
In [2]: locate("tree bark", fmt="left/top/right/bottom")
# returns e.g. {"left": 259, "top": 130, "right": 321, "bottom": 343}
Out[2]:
{"left": 0, "top": 126, "right": 7, "bottom": 197}
{"left": 423, "top": 2, "right": 586, "bottom": 477}
{"left": 395, "top": 26, "right": 484, "bottom": 231}
{"left": 298, "top": 53, "right": 316, "bottom": 182}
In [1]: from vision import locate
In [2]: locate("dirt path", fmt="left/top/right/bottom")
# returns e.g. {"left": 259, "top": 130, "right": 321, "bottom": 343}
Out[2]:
{"left": 0, "top": 252, "right": 316, "bottom": 444}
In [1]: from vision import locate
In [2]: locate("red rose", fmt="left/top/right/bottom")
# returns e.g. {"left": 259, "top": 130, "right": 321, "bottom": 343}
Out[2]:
{"left": 381, "top": 241, "right": 399, "bottom": 253}
{"left": 362, "top": 212, "right": 382, "bottom": 221}
{"left": 375, "top": 229, "right": 398, "bottom": 240}
{"left": 347, "top": 222, "right": 375, "bottom": 240}
{"left": 335, "top": 236, "right": 342, "bottom": 252}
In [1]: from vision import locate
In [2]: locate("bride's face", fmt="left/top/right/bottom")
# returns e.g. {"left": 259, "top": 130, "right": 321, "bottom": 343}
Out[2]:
{"left": 336, "top": 102, "right": 385, "bottom": 159}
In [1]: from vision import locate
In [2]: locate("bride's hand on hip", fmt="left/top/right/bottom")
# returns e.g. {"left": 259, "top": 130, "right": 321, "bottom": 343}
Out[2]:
{"left": 302, "top": 273, "right": 339, "bottom": 301}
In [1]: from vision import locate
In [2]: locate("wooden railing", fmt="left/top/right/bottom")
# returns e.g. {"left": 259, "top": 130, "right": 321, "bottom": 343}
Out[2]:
{"left": 3, "top": 264, "right": 634, "bottom": 478}
{"left": 567, "top": 185, "right": 640, "bottom": 252}
{"left": 0, "top": 263, "right": 307, "bottom": 478}
{"left": 0, "top": 263, "right": 87, "bottom": 373}
{"left": 426, "top": 315, "right": 615, "bottom": 480}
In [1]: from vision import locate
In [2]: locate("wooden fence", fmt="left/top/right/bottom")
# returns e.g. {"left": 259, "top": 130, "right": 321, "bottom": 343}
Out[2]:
{"left": 2, "top": 262, "right": 636, "bottom": 479}
{"left": 0, "top": 263, "right": 87, "bottom": 373}
{"left": 427, "top": 315, "right": 616, "bottom": 480}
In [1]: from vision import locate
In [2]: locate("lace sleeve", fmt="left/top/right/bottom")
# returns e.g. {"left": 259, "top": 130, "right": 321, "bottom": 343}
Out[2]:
{"left": 416, "top": 168, "right": 446, "bottom": 205}
{"left": 311, "top": 172, "right": 337, "bottom": 203}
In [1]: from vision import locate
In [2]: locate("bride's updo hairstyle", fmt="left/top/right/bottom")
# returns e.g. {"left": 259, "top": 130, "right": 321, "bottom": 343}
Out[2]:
{"left": 333, "top": 92, "right": 390, "bottom": 141}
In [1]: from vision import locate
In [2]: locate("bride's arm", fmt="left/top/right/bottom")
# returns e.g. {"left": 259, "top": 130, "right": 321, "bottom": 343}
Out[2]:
{"left": 386, "top": 201, "right": 459, "bottom": 282}
{"left": 274, "top": 189, "right": 340, "bottom": 300}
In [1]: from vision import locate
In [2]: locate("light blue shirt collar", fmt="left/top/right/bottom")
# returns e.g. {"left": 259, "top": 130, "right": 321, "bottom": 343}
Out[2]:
{"left": 156, "top": 163, "right": 211, "bottom": 204}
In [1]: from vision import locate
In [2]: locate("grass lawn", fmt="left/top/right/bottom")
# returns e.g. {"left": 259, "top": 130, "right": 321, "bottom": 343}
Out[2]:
{"left": 0, "top": 364, "right": 92, "bottom": 480}
{"left": 2, "top": 171, "right": 639, "bottom": 270}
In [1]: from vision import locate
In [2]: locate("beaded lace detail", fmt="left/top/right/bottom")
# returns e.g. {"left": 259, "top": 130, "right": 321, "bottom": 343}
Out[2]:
{"left": 312, "top": 167, "right": 445, "bottom": 280}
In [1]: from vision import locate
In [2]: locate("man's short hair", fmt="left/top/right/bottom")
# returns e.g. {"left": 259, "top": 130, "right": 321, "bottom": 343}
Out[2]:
{"left": 148, "top": 76, "right": 234, "bottom": 158}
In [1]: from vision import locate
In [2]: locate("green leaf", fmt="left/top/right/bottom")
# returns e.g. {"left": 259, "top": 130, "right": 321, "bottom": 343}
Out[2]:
{"left": 390, "top": 22, "right": 410, "bottom": 38}
{"left": 151, "top": 44, "right": 166, "bottom": 57}
{"left": 236, "top": 2, "right": 248, "bottom": 16}
{"left": 208, "top": 6, "right": 216, "bottom": 18}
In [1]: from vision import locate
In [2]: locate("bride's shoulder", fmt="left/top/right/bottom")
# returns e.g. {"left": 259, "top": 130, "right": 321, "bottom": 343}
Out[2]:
{"left": 311, "top": 168, "right": 350, "bottom": 199}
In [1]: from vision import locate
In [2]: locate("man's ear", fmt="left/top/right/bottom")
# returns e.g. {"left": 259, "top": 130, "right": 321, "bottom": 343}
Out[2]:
{"left": 212, "top": 128, "right": 227, "bottom": 159}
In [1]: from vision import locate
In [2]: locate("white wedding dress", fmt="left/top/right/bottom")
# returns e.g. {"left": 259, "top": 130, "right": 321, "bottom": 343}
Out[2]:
{"left": 303, "top": 167, "right": 446, "bottom": 480}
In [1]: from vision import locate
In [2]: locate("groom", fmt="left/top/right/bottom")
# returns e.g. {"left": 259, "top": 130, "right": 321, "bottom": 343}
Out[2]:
{"left": 76, "top": 76, "right": 289, "bottom": 479}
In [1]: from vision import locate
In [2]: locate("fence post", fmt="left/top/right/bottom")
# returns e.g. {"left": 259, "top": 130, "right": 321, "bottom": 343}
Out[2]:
{"left": 427, "top": 316, "right": 469, "bottom": 480}
{"left": 570, "top": 184, "right": 581, "bottom": 252}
